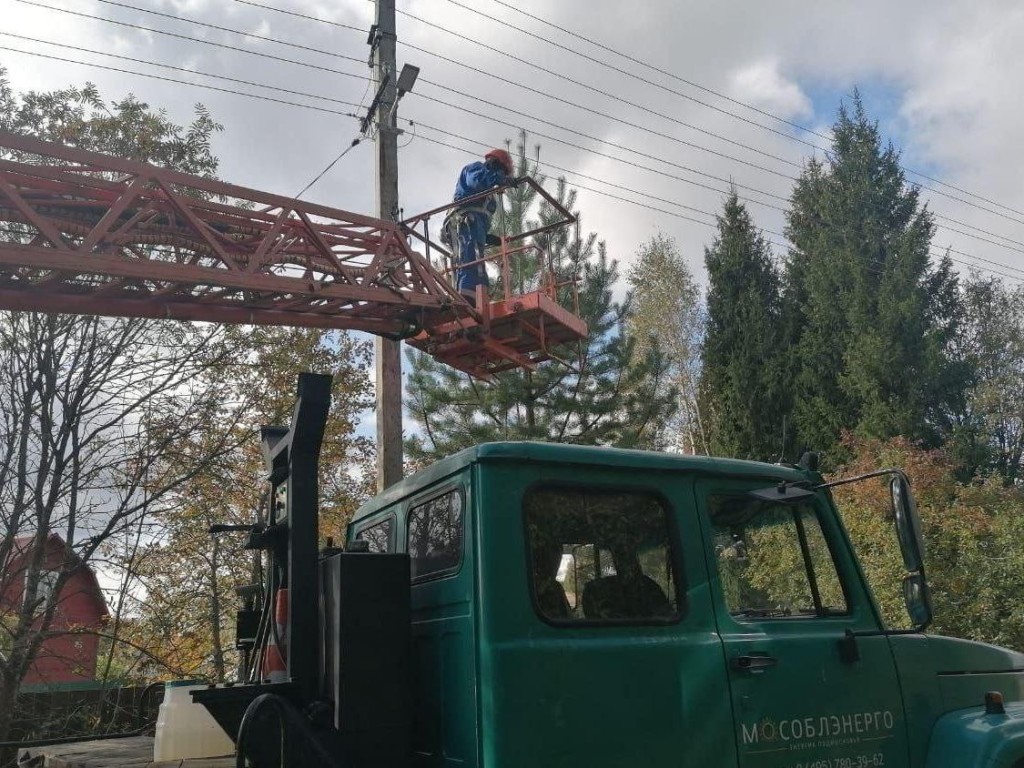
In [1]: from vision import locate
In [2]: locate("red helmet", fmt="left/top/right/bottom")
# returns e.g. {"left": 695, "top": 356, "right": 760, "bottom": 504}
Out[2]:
{"left": 484, "top": 148, "right": 513, "bottom": 176}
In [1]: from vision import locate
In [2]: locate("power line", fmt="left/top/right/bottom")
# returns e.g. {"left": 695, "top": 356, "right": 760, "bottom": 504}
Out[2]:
{"left": 485, "top": 0, "right": 830, "bottom": 142}
{"left": 413, "top": 121, "right": 777, "bottom": 218}
{"left": 410, "top": 88, "right": 1024, "bottom": 257}
{"left": 410, "top": 122, "right": 1024, "bottom": 284}
{"left": 236, "top": 0, "right": 1024, "bottom": 231}
{"left": 6, "top": 28, "right": 1024, "bottom": 286}
{"left": 33, "top": 0, "right": 1024, "bottom": 249}
{"left": 409, "top": 85, "right": 795, "bottom": 191}
{"left": 237, "top": 0, "right": 803, "bottom": 173}
{"left": 90, "top": 0, "right": 365, "bottom": 64}
{"left": 439, "top": 0, "right": 822, "bottom": 153}
{"left": 473, "top": 0, "right": 1024, "bottom": 222}
{"left": 17, "top": 0, "right": 796, "bottom": 194}
{"left": 8, "top": 18, "right": 1021, "bottom": 263}
{"left": 413, "top": 82, "right": 794, "bottom": 180}
{"left": 0, "top": 33, "right": 368, "bottom": 111}
{"left": 231, "top": 0, "right": 367, "bottom": 34}
{"left": 295, "top": 137, "right": 363, "bottom": 199}
{"left": 0, "top": 45, "right": 361, "bottom": 118}
{"left": 13, "top": 1, "right": 365, "bottom": 78}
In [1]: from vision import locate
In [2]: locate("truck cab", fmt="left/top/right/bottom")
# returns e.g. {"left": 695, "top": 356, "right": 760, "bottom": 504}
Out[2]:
{"left": 347, "top": 442, "right": 1024, "bottom": 768}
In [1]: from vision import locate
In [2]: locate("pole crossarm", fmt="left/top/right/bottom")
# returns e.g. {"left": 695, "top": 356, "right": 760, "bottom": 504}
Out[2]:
{"left": 0, "top": 131, "right": 469, "bottom": 337}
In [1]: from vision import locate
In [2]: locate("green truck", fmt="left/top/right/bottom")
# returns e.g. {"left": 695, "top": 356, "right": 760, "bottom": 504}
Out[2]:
{"left": 345, "top": 441, "right": 1024, "bottom": 768}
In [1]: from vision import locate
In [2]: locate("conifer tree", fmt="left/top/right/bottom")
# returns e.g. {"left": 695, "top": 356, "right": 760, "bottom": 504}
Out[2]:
{"left": 700, "top": 191, "right": 787, "bottom": 460}
{"left": 404, "top": 135, "right": 675, "bottom": 464}
{"left": 784, "top": 95, "right": 968, "bottom": 459}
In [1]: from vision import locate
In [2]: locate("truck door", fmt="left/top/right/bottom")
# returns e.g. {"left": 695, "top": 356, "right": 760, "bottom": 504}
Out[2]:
{"left": 695, "top": 479, "right": 909, "bottom": 768}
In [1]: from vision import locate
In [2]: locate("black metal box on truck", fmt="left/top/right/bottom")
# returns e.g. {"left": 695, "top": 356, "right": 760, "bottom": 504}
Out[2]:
{"left": 319, "top": 551, "right": 411, "bottom": 768}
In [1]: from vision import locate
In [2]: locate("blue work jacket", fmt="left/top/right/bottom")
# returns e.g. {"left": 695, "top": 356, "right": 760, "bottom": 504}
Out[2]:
{"left": 453, "top": 161, "right": 509, "bottom": 218}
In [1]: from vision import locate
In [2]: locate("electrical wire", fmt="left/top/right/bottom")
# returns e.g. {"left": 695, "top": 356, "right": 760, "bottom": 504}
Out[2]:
{"left": 25, "top": 0, "right": 1024, "bottom": 247}
{"left": 89, "top": 0, "right": 365, "bottom": 65}
{"left": 9, "top": 24, "right": 1021, "bottom": 258}
{"left": 0, "top": 45, "right": 362, "bottom": 118}
{"left": 487, "top": 0, "right": 828, "bottom": 141}
{"left": 439, "top": 0, "right": 816, "bottom": 152}
{"left": 465, "top": 0, "right": 1024, "bottom": 223}
{"left": 22, "top": 0, "right": 800, "bottom": 191}
{"left": 409, "top": 123, "right": 1024, "bottom": 284}
{"left": 4, "top": 32, "right": 1024, "bottom": 285}
{"left": 482, "top": 0, "right": 1024, "bottom": 221}
{"left": 0, "top": 44, "right": 1020, "bottom": 285}
{"left": 11, "top": 1, "right": 366, "bottom": 84}
{"left": 233, "top": 0, "right": 1024, "bottom": 232}
{"left": 235, "top": 0, "right": 803, "bottom": 172}
{"left": 0, "top": 32, "right": 368, "bottom": 112}
{"left": 294, "top": 137, "right": 363, "bottom": 199}
{"left": 232, "top": 0, "right": 366, "bottom": 34}
{"left": 14, "top": 0, "right": 364, "bottom": 69}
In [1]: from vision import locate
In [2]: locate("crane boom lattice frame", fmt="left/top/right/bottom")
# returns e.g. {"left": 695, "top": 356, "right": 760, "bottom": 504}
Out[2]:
{"left": 0, "top": 131, "right": 587, "bottom": 378}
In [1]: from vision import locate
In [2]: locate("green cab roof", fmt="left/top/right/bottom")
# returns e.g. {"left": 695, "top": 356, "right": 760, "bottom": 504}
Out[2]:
{"left": 351, "top": 441, "right": 811, "bottom": 525}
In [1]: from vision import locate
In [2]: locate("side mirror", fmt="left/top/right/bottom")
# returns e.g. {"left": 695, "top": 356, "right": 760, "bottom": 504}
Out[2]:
{"left": 903, "top": 574, "right": 933, "bottom": 628}
{"left": 890, "top": 473, "right": 925, "bottom": 572}
{"left": 890, "top": 473, "right": 932, "bottom": 630}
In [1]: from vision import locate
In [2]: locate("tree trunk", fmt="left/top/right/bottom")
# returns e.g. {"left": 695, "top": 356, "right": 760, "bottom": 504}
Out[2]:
{"left": 0, "top": 675, "right": 20, "bottom": 768}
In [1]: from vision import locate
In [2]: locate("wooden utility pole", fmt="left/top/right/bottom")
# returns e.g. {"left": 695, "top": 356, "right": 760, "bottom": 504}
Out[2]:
{"left": 372, "top": 0, "right": 403, "bottom": 491}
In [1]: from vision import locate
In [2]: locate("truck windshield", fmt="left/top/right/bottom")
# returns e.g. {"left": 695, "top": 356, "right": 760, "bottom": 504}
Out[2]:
{"left": 708, "top": 495, "right": 847, "bottom": 620}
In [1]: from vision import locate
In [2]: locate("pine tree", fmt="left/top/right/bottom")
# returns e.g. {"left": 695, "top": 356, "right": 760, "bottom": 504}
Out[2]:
{"left": 404, "top": 135, "right": 675, "bottom": 464}
{"left": 700, "top": 191, "right": 787, "bottom": 460}
{"left": 784, "top": 95, "right": 968, "bottom": 459}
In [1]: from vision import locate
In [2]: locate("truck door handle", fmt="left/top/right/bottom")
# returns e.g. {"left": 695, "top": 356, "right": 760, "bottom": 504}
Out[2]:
{"left": 731, "top": 653, "right": 778, "bottom": 672}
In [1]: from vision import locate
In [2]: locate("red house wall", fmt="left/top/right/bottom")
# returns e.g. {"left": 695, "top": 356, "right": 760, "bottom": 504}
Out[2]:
{"left": 0, "top": 536, "right": 108, "bottom": 686}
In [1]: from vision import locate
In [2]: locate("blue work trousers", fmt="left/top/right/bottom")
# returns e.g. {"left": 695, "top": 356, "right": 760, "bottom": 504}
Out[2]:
{"left": 455, "top": 212, "right": 490, "bottom": 296}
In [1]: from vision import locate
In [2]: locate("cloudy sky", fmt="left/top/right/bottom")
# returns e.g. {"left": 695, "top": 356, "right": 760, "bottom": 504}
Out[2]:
{"left": 6, "top": 0, "right": 1024, "bottom": 289}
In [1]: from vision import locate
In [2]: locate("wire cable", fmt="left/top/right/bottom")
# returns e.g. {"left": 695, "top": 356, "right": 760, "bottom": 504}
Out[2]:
{"left": 232, "top": 0, "right": 366, "bottom": 34}
{"left": 295, "top": 137, "right": 363, "bottom": 199}
{"left": 483, "top": 0, "right": 1024, "bottom": 221}
{"left": 0, "top": 32, "right": 368, "bottom": 112}
{"left": 237, "top": 0, "right": 803, "bottom": 173}
{"left": 90, "top": 0, "right": 365, "bottom": 65}
{"left": 0, "top": 45, "right": 362, "bottom": 118}
{"left": 467, "top": 0, "right": 1024, "bottom": 222}
{"left": 13, "top": 1, "right": 365, "bottom": 80}
{"left": 238, "top": 0, "right": 1024, "bottom": 228}
{"left": 5, "top": 32, "right": 1022, "bottom": 263}
{"left": 409, "top": 123, "right": 1024, "bottom": 284}
{"left": 29, "top": 0, "right": 1024, "bottom": 241}
{"left": 5, "top": 31, "right": 1023, "bottom": 284}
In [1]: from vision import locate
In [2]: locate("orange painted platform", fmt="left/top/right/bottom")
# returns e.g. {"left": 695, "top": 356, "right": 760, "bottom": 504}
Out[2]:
{"left": 407, "top": 290, "right": 588, "bottom": 379}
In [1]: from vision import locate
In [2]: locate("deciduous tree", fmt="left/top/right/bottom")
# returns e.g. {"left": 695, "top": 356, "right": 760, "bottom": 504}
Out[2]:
{"left": 626, "top": 234, "right": 705, "bottom": 453}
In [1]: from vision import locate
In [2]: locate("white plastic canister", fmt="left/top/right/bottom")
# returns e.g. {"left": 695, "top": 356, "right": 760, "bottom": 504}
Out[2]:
{"left": 153, "top": 680, "right": 235, "bottom": 761}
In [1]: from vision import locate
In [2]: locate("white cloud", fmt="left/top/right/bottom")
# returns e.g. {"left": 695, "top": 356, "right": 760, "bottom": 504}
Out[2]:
{"left": 730, "top": 59, "right": 813, "bottom": 122}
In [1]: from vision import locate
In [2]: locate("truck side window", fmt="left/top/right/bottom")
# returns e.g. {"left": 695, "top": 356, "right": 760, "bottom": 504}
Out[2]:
{"left": 524, "top": 487, "right": 681, "bottom": 624}
{"left": 408, "top": 489, "right": 463, "bottom": 581}
{"left": 355, "top": 518, "right": 393, "bottom": 553}
{"left": 709, "top": 496, "right": 848, "bottom": 619}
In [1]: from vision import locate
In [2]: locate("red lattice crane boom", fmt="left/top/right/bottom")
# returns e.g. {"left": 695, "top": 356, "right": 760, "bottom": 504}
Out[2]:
{"left": 0, "top": 131, "right": 587, "bottom": 379}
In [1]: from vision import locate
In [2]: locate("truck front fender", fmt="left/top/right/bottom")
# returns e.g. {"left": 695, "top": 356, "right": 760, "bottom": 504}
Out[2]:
{"left": 926, "top": 702, "right": 1024, "bottom": 768}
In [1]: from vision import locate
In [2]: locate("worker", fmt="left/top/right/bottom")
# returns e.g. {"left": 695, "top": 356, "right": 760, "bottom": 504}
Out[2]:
{"left": 450, "top": 148, "right": 517, "bottom": 306}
